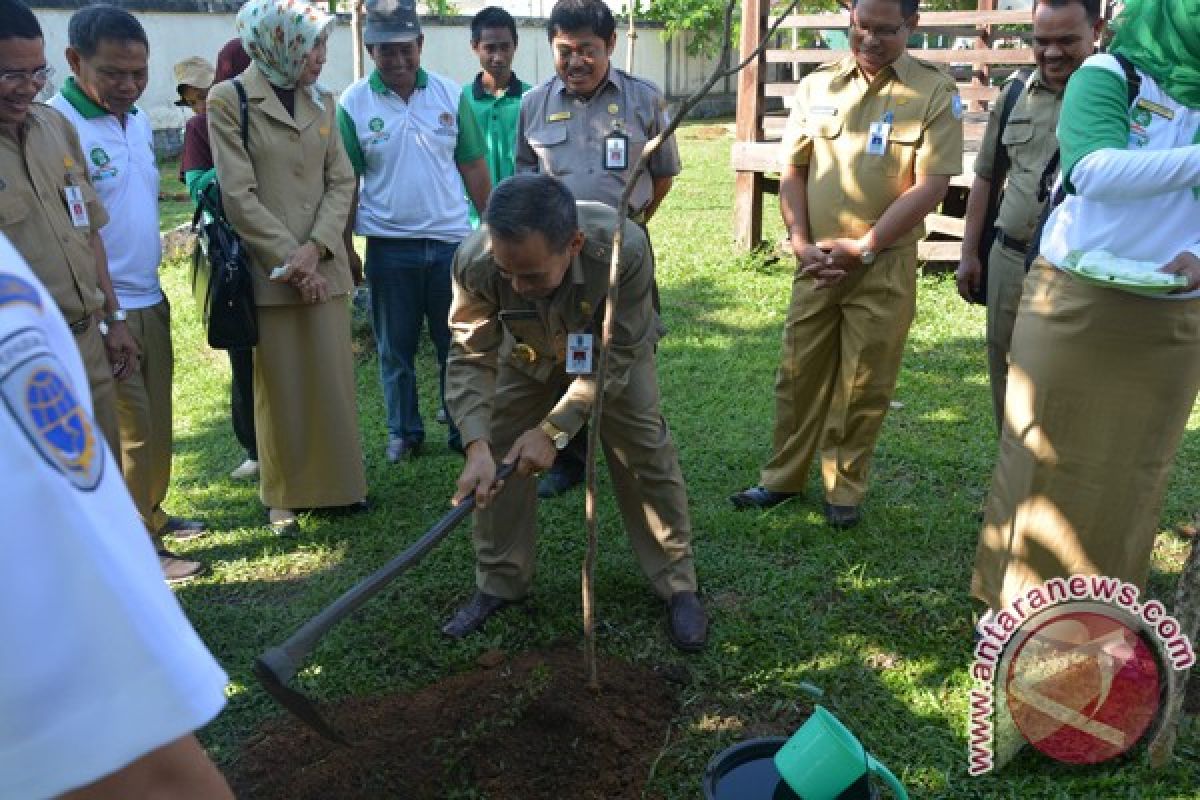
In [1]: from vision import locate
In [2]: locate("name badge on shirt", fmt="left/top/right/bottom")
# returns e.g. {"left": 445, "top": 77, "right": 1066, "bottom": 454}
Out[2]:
{"left": 63, "top": 186, "right": 89, "bottom": 228}
{"left": 547, "top": 111, "right": 572, "bottom": 122}
{"left": 566, "top": 332, "right": 593, "bottom": 375}
{"left": 867, "top": 111, "right": 893, "bottom": 156}
{"left": 604, "top": 130, "right": 629, "bottom": 171}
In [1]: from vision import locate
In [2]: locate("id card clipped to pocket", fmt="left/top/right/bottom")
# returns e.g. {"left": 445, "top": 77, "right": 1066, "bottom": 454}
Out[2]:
{"left": 566, "top": 332, "right": 593, "bottom": 375}
{"left": 866, "top": 110, "right": 893, "bottom": 157}
{"left": 603, "top": 130, "right": 629, "bottom": 171}
{"left": 64, "top": 185, "right": 90, "bottom": 228}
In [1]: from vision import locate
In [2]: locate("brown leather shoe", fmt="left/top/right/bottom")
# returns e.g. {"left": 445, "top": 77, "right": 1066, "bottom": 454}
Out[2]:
{"left": 158, "top": 548, "right": 206, "bottom": 584}
{"left": 441, "top": 591, "right": 514, "bottom": 639}
{"left": 823, "top": 502, "right": 861, "bottom": 529}
{"left": 667, "top": 591, "right": 707, "bottom": 653}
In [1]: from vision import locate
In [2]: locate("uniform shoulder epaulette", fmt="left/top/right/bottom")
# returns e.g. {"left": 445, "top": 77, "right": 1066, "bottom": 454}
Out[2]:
{"left": 909, "top": 55, "right": 957, "bottom": 87}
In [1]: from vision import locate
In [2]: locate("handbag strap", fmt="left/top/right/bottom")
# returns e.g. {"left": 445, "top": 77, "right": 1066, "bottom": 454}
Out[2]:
{"left": 1025, "top": 53, "right": 1143, "bottom": 269}
{"left": 985, "top": 69, "right": 1030, "bottom": 217}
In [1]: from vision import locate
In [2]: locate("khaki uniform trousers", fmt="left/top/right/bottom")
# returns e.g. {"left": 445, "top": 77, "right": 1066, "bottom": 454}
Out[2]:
{"left": 116, "top": 298, "right": 174, "bottom": 536}
{"left": 972, "top": 259, "right": 1200, "bottom": 610}
{"left": 985, "top": 239, "right": 1027, "bottom": 431}
{"left": 73, "top": 322, "right": 121, "bottom": 458}
{"left": 760, "top": 246, "right": 917, "bottom": 506}
{"left": 472, "top": 356, "right": 698, "bottom": 602}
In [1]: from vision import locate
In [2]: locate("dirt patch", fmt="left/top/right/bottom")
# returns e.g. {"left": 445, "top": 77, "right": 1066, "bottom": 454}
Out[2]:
{"left": 229, "top": 646, "right": 678, "bottom": 799}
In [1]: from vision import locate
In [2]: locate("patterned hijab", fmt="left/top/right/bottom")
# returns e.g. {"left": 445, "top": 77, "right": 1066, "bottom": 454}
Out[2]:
{"left": 236, "top": 0, "right": 334, "bottom": 91}
{"left": 1109, "top": 0, "right": 1200, "bottom": 109}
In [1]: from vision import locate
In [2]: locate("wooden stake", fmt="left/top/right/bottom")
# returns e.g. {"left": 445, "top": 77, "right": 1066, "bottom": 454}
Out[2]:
{"left": 581, "top": 0, "right": 802, "bottom": 687}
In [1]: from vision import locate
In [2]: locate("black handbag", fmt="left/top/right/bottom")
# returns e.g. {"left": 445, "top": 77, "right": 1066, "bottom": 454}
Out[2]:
{"left": 190, "top": 79, "right": 257, "bottom": 350}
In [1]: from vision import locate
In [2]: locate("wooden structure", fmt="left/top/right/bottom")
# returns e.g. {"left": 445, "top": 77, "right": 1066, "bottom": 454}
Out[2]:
{"left": 732, "top": 1, "right": 1041, "bottom": 260}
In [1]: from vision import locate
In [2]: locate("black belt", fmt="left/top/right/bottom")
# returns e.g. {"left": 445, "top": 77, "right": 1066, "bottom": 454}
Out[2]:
{"left": 996, "top": 230, "right": 1029, "bottom": 254}
{"left": 68, "top": 316, "right": 92, "bottom": 334}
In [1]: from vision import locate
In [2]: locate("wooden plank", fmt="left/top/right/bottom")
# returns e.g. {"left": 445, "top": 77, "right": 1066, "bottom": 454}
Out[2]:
{"left": 772, "top": 10, "right": 1031, "bottom": 29}
{"left": 919, "top": 240, "right": 964, "bottom": 262}
{"left": 732, "top": 141, "right": 782, "bottom": 173}
{"left": 765, "top": 48, "right": 1035, "bottom": 65}
{"left": 734, "top": 171, "right": 766, "bottom": 250}
{"left": 926, "top": 213, "right": 966, "bottom": 238}
{"left": 734, "top": 0, "right": 767, "bottom": 251}
{"left": 768, "top": 82, "right": 1001, "bottom": 104}
{"left": 760, "top": 115, "right": 987, "bottom": 141}
{"left": 734, "top": 142, "right": 981, "bottom": 177}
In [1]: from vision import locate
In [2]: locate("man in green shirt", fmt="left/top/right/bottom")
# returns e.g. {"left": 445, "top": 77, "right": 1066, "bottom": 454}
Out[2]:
{"left": 462, "top": 6, "right": 529, "bottom": 227}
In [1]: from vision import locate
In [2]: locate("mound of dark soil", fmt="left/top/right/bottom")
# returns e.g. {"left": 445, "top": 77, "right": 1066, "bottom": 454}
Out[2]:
{"left": 229, "top": 646, "right": 679, "bottom": 799}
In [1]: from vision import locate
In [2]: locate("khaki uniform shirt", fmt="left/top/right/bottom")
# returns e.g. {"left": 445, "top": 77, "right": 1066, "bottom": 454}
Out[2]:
{"left": 447, "top": 202, "right": 658, "bottom": 447}
{"left": 516, "top": 69, "right": 681, "bottom": 215}
{"left": 0, "top": 104, "right": 108, "bottom": 323}
{"left": 974, "top": 68, "right": 1064, "bottom": 244}
{"left": 208, "top": 67, "right": 355, "bottom": 306}
{"left": 784, "top": 52, "right": 963, "bottom": 248}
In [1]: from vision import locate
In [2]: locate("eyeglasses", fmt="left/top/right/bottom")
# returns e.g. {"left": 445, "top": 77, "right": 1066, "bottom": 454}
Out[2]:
{"left": 0, "top": 66, "right": 55, "bottom": 87}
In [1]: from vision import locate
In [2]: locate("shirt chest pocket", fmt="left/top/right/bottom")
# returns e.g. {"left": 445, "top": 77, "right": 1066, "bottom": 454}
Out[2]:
{"left": 526, "top": 124, "right": 571, "bottom": 175}
{"left": 806, "top": 115, "right": 844, "bottom": 142}
{"left": 881, "top": 118, "right": 922, "bottom": 177}
{"left": 0, "top": 188, "right": 32, "bottom": 227}
{"left": 499, "top": 312, "right": 556, "bottom": 379}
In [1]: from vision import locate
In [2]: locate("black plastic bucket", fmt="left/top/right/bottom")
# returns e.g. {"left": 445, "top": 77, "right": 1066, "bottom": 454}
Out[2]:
{"left": 702, "top": 737, "right": 876, "bottom": 800}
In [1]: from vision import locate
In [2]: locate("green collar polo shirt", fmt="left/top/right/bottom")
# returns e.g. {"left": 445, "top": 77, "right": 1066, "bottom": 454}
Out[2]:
{"left": 462, "top": 71, "right": 530, "bottom": 226}
{"left": 339, "top": 68, "right": 486, "bottom": 243}
{"left": 50, "top": 77, "right": 162, "bottom": 310}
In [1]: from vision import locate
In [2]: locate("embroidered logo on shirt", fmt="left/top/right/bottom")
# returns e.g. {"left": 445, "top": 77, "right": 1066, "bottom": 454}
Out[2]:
{"left": 0, "top": 275, "right": 42, "bottom": 313}
{"left": 369, "top": 116, "right": 385, "bottom": 132}
{"left": 1131, "top": 107, "right": 1153, "bottom": 128}
{"left": 0, "top": 327, "right": 103, "bottom": 491}
{"left": 88, "top": 146, "right": 118, "bottom": 181}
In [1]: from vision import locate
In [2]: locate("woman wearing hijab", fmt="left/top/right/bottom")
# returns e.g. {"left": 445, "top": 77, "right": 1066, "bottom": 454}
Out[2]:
{"left": 972, "top": 0, "right": 1200, "bottom": 611}
{"left": 208, "top": 0, "right": 367, "bottom": 534}
{"left": 182, "top": 38, "right": 259, "bottom": 483}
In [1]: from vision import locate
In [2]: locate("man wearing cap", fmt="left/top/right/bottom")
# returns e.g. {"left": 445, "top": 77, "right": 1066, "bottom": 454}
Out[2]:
{"left": 516, "top": 0, "right": 681, "bottom": 500}
{"left": 0, "top": 0, "right": 132, "bottom": 465}
{"left": 51, "top": 4, "right": 206, "bottom": 582}
{"left": 338, "top": 0, "right": 491, "bottom": 464}
{"left": 462, "top": 6, "right": 529, "bottom": 228}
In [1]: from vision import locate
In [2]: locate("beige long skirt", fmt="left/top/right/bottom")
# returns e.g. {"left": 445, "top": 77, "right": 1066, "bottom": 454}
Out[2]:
{"left": 254, "top": 297, "right": 367, "bottom": 509}
{"left": 972, "top": 258, "right": 1200, "bottom": 610}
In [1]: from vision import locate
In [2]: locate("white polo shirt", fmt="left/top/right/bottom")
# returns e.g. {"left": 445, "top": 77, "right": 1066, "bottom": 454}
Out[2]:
{"left": 338, "top": 68, "right": 486, "bottom": 243}
{"left": 0, "top": 234, "right": 227, "bottom": 800}
{"left": 51, "top": 78, "right": 163, "bottom": 310}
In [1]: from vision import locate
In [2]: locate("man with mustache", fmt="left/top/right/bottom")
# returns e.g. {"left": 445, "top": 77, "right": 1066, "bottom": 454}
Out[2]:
{"left": 440, "top": 174, "right": 706, "bottom": 653}
{"left": 516, "top": 0, "right": 681, "bottom": 501}
{"left": 730, "top": 0, "right": 963, "bottom": 529}
{"left": 955, "top": 0, "right": 1104, "bottom": 431}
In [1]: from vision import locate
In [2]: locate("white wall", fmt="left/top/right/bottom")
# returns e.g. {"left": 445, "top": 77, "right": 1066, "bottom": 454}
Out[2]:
{"left": 33, "top": 10, "right": 731, "bottom": 131}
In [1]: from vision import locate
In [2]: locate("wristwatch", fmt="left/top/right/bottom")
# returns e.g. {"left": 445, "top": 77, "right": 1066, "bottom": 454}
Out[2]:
{"left": 106, "top": 308, "right": 127, "bottom": 324}
{"left": 859, "top": 248, "right": 877, "bottom": 266}
{"left": 539, "top": 420, "right": 570, "bottom": 450}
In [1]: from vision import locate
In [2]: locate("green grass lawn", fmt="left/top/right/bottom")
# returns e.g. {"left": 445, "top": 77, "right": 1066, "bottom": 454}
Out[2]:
{"left": 159, "top": 121, "right": 1200, "bottom": 798}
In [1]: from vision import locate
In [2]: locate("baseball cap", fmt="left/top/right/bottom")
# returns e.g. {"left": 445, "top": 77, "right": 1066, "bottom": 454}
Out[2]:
{"left": 363, "top": 0, "right": 422, "bottom": 45}
{"left": 174, "top": 56, "right": 216, "bottom": 106}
